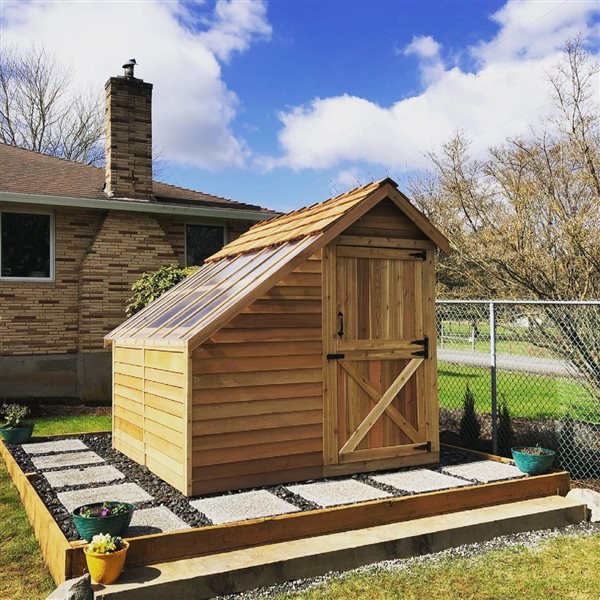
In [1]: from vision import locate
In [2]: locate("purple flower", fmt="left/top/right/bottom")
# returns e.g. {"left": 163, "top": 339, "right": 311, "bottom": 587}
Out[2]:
{"left": 100, "top": 508, "right": 110, "bottom": 517}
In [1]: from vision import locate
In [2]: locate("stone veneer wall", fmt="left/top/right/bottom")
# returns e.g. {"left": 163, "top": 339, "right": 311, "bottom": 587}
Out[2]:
{"left": 78, "top": 210, "right": 177, "bottom": 351}
{"left": 0, "top": 205, "right": 252, "bottom": 399}
{"left": 0, "top": 207, "right": 104, "bottom": 355}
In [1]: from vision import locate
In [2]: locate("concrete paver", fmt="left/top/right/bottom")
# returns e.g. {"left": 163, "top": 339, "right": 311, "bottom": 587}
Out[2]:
{"left": 58, "top": 482, "right": 152, "bottom": 513}
{"left": 442, "top": 460, "right": 525, "bottom": 483}
{"left": 287, "top": 479, "right": 390, "bottom": 508}
{"left": 191, "top": 490, "right": 299, "bottom": 524}
{"left": 372, "top": 468, "right": 471, "bottom": 493}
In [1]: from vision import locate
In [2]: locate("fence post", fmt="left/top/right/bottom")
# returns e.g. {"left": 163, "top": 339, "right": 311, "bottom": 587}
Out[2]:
{"left": 490, "top": 301, "right": 498, "bottom": 454}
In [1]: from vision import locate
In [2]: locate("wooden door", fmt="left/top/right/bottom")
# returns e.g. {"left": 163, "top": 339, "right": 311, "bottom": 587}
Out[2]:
{"left": 323, "top": 243, "right": 437, "bottom": 472}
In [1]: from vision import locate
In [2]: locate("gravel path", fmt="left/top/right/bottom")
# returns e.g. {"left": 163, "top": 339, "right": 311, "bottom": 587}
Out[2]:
{"left": 217, "top": 521, "right": 600, "bottom": 599}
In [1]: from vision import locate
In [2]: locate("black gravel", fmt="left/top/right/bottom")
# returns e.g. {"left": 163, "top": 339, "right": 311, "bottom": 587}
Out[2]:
{"left": 6, "top": 433, "right": 209, "bottom": 540}
{"left": 6, "top": 435, "right": 522, "bottom": 543}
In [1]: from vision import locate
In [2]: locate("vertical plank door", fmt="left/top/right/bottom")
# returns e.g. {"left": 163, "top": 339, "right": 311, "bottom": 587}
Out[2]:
{"left": 324, "top": 244, "right": 435, "bottom": 469}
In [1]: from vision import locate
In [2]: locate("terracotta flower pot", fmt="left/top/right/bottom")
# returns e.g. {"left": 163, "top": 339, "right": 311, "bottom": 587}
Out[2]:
{"left": 84, "top": 541, "right": 129, "bottom": 585}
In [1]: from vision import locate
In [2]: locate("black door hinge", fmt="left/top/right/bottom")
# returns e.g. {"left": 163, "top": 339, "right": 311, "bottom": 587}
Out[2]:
{"left": 415, "top": 441, "right": 432, "bottom": 452}
{"left": 411, "top": 336, "right": 429, "bottom": 358}
{"left": 327, "top": 353, "right": 345, "bottom": 360}
{"left": 409, "top": 250, "right": 427, "bottom": 260}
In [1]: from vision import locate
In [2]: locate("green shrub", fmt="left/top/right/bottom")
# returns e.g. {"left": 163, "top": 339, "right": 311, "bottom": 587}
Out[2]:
{"left": 125, "top": 264, "right": 198, "bottom": 318}
{"left": 0, "top": 403, "right": 30, "bottom": 429}
{"left": 497, "top": 395, "right": 514, "bottom": 457}
{"left": 459, "top": 383, "right": 481, "bottom": 449}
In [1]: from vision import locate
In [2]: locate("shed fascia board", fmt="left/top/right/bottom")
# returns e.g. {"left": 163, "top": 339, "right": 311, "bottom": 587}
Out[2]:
{"left": 0, "top": 191, "right": 276, "bottom": 222}
{"left": 387, "top": 187, "right": 451, "bottom": 254}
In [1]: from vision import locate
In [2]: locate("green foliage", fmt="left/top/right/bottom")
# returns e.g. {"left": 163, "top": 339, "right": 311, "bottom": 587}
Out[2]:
{"left": 0, "top": 403, "right": 30, "bottom": 429}
{"left": 86, "top": 533, "right": 126, "bottom": 554}
{"left": 125, "top": 264, "right": 198, "bottom": 318}
{"left": 459, "top": 383, "right": 481, "bottom": 449}
{"left": 497, "top": 395, "right": 514, "bottom": 457}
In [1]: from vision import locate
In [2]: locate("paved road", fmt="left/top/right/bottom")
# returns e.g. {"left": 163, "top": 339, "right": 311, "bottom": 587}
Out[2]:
{"left": 438, "top": 349, "right": 571, "bottom": 376}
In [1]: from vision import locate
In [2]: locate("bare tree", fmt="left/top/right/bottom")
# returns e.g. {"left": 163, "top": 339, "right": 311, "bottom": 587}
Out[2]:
{"left": 409, "top": 39, "right": 600, "bottom": 392}
{"left": 0, "top": 46, "right": 103, "bottom": 165}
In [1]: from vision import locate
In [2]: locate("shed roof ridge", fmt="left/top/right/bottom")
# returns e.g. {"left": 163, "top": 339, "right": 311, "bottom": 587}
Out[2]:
{"left": 206, "top": 179, "right": 393, "bottom": 262}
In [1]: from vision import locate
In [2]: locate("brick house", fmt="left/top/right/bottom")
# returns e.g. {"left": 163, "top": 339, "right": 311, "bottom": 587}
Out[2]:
{"left": 0, "top": 64, "right": 274, "bottom": 401}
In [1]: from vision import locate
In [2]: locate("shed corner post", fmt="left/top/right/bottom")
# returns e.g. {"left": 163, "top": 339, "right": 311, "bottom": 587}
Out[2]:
{"left": 185, "top": 344, "right": 193, "bottom": 496}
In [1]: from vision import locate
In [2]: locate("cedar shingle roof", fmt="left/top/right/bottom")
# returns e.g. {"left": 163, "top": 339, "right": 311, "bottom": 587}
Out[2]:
{"left": 207, "top": 179, "right": 392, "bottom": 261}
{"left": 0, "top": 143, "right": 272, "bottom": 213}
{"left": 106, "top": 177, "right": 450, "bottom": 348}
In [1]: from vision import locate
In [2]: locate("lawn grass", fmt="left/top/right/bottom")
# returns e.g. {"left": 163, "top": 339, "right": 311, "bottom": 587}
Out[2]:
{"left": 33, "top": 414, "right": 111, "bottom": 436}
{"left": 0, "top": 464, "right": 55, "bottom": 600}
{"left": 277, "top": 533, "right": 600, "bottom": 600}
{"left": 438, "top": 363, "right": 599, "bottom": 422}
{"left": 0, "top": 413, "right": 110, "bottom": 599}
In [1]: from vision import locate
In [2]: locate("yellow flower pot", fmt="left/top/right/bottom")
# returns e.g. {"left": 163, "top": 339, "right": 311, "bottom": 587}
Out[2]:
{"left": 84, "top": 541, "right": 129, "bottom": 585}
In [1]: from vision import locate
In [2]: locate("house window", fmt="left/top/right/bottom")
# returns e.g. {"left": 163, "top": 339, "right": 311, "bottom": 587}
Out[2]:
{"left": 0, "top": 210, "right": 54, "bottom": 280}
{"left": 185, "top": 224, "right": 225, "bottom": 266}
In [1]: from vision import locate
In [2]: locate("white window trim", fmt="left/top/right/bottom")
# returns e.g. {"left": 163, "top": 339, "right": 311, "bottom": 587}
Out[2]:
{"left": 184, "top": 222, "right": 227, "bottom": 268}
{"left": 0, "top": 208, "right": 55, "bottom": 282}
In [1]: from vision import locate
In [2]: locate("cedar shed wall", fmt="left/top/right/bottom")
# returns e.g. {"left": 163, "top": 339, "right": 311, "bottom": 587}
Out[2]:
{"left": 112, "top": 344, "right": 190, "bottom": 494}
{"left": 190, "top": 253, "right": 323, "bottom": 495}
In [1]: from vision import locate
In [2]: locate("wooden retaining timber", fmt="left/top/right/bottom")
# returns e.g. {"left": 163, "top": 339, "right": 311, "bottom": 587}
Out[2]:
{"left": 1, "top": 435, "right": 571, "bottom": 585}
{"left": 0, "top": 438, "right": 74, "bottom": 583}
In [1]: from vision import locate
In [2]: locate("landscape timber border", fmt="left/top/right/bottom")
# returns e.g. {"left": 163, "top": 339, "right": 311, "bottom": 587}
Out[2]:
{"left": 0, "top": 433, "right": 571, "bottom": 584}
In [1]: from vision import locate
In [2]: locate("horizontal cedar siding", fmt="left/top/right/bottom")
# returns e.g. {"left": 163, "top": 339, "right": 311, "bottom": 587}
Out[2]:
{"left": 191, "top": 253, "right": 323, "bottom": 494}
{"left": 113, "top": 344, "right": 187, "bottom": 493}
{"left": 345, "top": 199, "right": 427, "bottom": 239}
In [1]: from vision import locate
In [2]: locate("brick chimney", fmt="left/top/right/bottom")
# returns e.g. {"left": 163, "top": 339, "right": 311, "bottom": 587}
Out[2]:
{"left": 104, "top": 60, "right": 153, "bottom": 199}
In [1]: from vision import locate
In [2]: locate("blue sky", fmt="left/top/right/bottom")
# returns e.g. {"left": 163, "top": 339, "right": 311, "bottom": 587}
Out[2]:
{"left": 2, "top": 1, "right": 600, "bottom": 211}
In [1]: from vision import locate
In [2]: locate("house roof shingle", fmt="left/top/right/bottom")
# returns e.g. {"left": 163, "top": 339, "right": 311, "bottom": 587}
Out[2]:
{"left": 0, "top": 143, "right": 273, "bottom": 213}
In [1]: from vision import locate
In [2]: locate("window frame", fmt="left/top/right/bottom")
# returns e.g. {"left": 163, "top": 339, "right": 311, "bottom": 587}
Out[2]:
{"left": 0, "top": 208, "right": 55, "bottom": 282}
{"left": 184, "top": 222, "right": 227, "bottom": 268}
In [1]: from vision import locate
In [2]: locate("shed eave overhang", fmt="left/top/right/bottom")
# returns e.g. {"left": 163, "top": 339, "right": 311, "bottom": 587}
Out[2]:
{"left": 0, "top": 191, "right": 276, "bottom": 222}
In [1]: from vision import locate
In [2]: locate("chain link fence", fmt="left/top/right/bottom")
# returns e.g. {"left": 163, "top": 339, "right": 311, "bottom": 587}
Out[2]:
{"left": 436, "top": 300, "right": 600, "bottom": 491}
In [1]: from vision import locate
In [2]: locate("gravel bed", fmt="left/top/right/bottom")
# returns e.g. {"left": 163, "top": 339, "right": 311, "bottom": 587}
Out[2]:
{"left": 6, "top": 433, "right": 208, "bottom": 540}
{"left": 217, "top": 521, "right": 600, "bottom": 599}
{"left": 5, "top": 435, "right": 527, "bottom": 542}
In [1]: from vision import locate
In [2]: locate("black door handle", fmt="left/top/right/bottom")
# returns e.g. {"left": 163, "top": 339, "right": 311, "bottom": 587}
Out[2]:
{"left": 337, "top": 311, "right": 344, "bottom": 337}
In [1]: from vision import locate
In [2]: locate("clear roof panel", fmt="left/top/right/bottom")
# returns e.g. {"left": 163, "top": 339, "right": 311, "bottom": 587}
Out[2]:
{"left": 106, "top": 235, "right": 319, "bottom": 346}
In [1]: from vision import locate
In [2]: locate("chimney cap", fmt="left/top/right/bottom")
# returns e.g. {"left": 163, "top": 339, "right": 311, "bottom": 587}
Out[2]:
{"left": 122, "top": 59, "right": 138, "bottom": 78}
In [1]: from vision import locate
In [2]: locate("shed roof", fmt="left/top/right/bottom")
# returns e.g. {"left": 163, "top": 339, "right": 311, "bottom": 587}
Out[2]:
{"left": 105, "top": 178, "right": 450, "bottom": 349}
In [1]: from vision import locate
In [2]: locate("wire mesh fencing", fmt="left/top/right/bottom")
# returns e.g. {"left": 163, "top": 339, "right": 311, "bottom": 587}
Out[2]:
{"left": 436, "top": 300, "right": 600, "bottom": 491}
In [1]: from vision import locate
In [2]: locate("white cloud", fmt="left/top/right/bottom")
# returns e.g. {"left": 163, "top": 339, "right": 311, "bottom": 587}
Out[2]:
{"left": 0, "top": 0, "right": 271, "bottom": 169}
{"left": 200, "top": 0, "right": 272, "bottom": 62}
{"left": 334, "top": 167, "right": 365, "bottom": 190}
{"left": 403, "top": 34, "right": 445, "bottom": 84}
{"left": 403, "top": 35, "right": 441, "bottom": 59}
{"left": 261, "top": 0, "right": 600, "bottom": 173}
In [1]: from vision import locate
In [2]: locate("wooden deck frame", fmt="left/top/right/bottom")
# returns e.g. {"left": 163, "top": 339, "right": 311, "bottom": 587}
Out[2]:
{"left": 1, "top": 435, "right": 571, "bottom": 585}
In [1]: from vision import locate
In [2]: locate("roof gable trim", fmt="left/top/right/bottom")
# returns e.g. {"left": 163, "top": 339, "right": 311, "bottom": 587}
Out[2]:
{"left": 0, "top": 191, "right": 275, "bottom": 222}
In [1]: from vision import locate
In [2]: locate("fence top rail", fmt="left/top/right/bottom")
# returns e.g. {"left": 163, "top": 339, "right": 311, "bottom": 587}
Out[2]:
{"left": 437, "top": 300, "right": 599, "bottom": 306}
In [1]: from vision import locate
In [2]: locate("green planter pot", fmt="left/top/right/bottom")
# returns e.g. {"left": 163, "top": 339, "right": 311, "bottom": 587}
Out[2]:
{"left": 0, "top": 424, "right": 34, "bottom": 444}
{"left": 72, "top": 502, "right": 135, "bottom": 541}
{"left": 511, "top": 447, "right": 556, "bottom": 475}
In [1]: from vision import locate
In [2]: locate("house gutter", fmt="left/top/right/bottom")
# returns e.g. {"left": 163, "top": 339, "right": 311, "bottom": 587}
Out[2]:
{"left": 0, "top": 191, "right": 277, "bottom": 222}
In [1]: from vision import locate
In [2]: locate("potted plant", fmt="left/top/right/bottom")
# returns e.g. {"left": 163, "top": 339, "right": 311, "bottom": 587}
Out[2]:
{"left": 84, "top": 533, "right": 129, "bottom": 585}
{"left": 72, "top": 501, "right": 134, "bottom": 541}
{"left": 512, "top": 445, "right": 556, "bottom": 475}
{"left": 0, "top": 403, "right": 34, "bottom": 444}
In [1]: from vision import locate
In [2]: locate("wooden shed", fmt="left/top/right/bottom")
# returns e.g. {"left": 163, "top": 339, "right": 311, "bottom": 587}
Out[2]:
{"left": 105, "top": 179, "right": 451, "bottom": 496}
